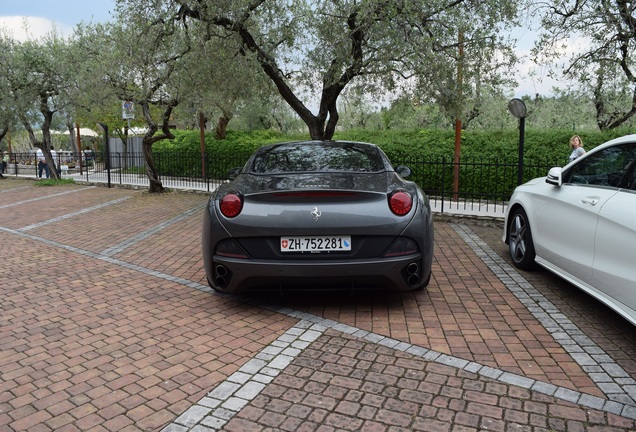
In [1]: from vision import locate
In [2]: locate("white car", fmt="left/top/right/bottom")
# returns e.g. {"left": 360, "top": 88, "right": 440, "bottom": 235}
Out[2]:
{"left": 503, "top": 134, "right": 636, "bottom": 326}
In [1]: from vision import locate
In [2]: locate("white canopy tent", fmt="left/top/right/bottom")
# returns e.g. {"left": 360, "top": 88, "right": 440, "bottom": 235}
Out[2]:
{"left": 60, "top": 128, "right": 100, "bottom": 137}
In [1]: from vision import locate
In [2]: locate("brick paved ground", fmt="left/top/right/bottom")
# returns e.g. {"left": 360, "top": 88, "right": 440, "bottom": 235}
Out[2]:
{"left": 271, "top": 222, "right": 607, "bottom": 396}
{"left": 224, "top": 330, "right": 636, "bottom": 432}
{"left": 1, "top": 178, "right": 635, "bottom": 431}
{"left": 470, "top": 224, "right": 636, "bottom": 383}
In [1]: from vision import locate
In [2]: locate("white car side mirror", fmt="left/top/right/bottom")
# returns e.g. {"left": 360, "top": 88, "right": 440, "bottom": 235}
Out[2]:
{"left": 546, "top": 167, "right": 563, "bottom": 186}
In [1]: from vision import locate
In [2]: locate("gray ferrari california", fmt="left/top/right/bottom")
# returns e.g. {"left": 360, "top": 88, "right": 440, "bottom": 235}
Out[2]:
{"left": 202, "top": 140, "right": 434, "bottom": 293}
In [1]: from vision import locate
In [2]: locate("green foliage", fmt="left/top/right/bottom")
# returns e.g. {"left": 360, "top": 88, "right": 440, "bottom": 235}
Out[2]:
{"left": 334, "top": 128, "right": 627, "bottom": 164}
{"left": 534, "top": 1, "right": 636, "bottom": 130}
{"left": 154, "top": 127, "right": 629, "bottom": 166}
{"left": 150, "top": 127, "right": 630, "bottom": 198}
{"left": 152, "top": 129, "right": 309, "bottom": 178}
{"left": 154, "top": 129, "right": 310, "bottom": 156}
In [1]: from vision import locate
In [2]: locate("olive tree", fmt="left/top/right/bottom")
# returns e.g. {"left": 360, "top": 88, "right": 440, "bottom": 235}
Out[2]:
{"left": 74, "top": 5, "right": 195, "bottom": 193}
{"left": 534, "top": 0, "right": 636, "bottom": 130}
{"left": 137, "top": 0, "right": 523, "bottom": 140}
{"left": 175, "top": 33, "right": 269, "bottom": 139}
{"left": 0, "top": 41, "right": 15, "bottom": 156}
{"left": 0, "top": 29, "right": 74, "bottom": 179}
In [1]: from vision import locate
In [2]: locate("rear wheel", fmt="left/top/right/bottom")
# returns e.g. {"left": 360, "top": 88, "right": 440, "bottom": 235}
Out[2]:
{"left": 508, "top": 207, "right": 536, "bottom": 270}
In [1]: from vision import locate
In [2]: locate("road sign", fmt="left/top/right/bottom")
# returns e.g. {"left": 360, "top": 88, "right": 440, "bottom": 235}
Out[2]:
{"left": 122, "top": 100, "right": 134, "bottom": 119}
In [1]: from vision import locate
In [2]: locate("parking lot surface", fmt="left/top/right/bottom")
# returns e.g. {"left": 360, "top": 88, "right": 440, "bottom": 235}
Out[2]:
{"left": 1, "top": 178, "right": 635, "bottom": 431}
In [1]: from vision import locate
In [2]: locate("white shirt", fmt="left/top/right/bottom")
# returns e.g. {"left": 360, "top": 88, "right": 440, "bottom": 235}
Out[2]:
{"left": 569, "top": 147, "right": 585, "bottom": 162}
{"left": 36, "top": 148, "right": 46, "bottom": 162}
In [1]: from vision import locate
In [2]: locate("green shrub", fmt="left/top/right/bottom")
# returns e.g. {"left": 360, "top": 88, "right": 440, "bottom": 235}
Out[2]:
{"left": 150, "top": 128, "right": 631, "bottom": 198}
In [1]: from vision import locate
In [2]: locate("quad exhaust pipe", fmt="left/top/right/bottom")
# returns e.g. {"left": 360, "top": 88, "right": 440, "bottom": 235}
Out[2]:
{"left": 405, "top": 262, "right": 419, "bottom": 286}
{"left": 215, "top": 264, "right": 229, "bottom": 288}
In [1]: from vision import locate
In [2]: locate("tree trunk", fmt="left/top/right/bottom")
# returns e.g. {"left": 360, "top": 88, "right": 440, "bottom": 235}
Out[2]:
{"left": 25, "top": 108, "right": 59, "bottom": 180}
{"left": 215, "top": 115, "right": 230, "bottom": 139}
{"left": 142, "top": 140, "right": 165, "bottom": 193}
{"left": 306, "top": 116, "right": 326, "bottom": 140}
{"left": 38, "top": 96, "right": 59, "bottom": 180}
{"left": 137, "top": 100, "right": 178, "bottom": 193}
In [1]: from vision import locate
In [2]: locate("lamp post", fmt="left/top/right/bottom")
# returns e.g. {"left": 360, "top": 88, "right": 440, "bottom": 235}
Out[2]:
{"left": 508, "top": 98, "right": 527, "bottom": 186}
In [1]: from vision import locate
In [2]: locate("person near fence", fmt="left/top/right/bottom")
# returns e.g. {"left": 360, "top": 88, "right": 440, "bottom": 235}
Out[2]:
{"left": 36, "top": 147, "right": 49, "bottom": 179}
{"left": 84, "top": 147, "right": 94, "bottom": 166}
{"left": 1, "top": 151, "right": 8, "bottom": 174}
{"left": 568, "top": 135, "right": 586, "bottom": 162}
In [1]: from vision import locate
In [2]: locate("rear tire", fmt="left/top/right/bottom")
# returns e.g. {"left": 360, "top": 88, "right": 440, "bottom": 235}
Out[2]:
{"left": 508, "top": 207, "right": 536, "bottom": 270}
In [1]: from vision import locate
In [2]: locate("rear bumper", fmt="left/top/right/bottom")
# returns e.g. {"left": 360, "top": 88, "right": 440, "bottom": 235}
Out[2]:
{"left": 209, "top": 254, "right": 430, "bottom": 293}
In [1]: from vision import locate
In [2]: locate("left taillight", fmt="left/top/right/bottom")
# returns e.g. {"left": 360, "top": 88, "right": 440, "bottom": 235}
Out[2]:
{"left": 389, "top": 191, "right": 413, "bottom": 216}
{"left": 219, "top": 193, "right": 243, "bottom": 218}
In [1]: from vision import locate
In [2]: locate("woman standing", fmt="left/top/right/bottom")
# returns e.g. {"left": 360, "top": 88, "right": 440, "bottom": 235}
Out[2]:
{"left": 569, "top": 135, "right": 586, "bottom": 162}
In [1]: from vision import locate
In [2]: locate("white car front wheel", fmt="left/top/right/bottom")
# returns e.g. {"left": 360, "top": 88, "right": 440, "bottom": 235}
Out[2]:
{"left": 508, "top": 207, "right": 536, "bottom": 270}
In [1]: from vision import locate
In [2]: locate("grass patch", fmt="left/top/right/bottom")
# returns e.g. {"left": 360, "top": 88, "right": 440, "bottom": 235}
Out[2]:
{"left": 34, "top": 178, "right": 76, "bottom": 186}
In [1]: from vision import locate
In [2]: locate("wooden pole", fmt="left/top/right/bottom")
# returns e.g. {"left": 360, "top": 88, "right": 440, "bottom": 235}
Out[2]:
{"left": 453, "top": 32, "right": 464, "bottom": 201}
{"left": 199, "top": 112, "right": 206, "bottom": 180}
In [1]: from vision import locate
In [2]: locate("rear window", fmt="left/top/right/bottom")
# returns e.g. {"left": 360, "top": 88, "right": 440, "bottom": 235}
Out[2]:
{"left": 250, "top": 142, "right": 386, "bottom": 174}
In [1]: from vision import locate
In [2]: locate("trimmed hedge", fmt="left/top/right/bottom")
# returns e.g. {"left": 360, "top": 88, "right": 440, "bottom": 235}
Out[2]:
{"left": 155, "top": 128, "right": 627, "bottom": 164}
{"left": 152, "top": 128, "right": 631, "bottom": 198}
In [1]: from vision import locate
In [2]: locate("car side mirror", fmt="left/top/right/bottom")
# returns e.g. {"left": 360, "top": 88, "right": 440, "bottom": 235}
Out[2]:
{"left": 227, "top": 167, "right": 241, "bottom": 180}
{"left": 395, "top": 165, "right": 412, "bottom": 178}
{"left": 546, "top": 167, "right": 562, "bottom": 186}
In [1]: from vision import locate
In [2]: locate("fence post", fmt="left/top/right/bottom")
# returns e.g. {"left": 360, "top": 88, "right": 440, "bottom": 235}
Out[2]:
{"left": 205, "top": 150, "right": 210, "bottom": 193}
{"left": 440, "top": 157, "right": 446, "bottom": 214}
{"left": 117, "top": 152, "right": 122, "bottom": 184}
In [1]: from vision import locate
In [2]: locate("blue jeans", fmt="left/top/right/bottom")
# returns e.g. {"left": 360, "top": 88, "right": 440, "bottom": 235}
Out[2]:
{"left": 38, "top": 161, "right": 50, "bottom": 178}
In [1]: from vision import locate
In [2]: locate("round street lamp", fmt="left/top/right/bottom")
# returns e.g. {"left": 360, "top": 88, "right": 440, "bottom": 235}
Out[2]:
{"left": 508, "top": 98, "right": 527, "bottom": 119}
{"left": 508, "top": 98, "right": 527, "bottom": 186}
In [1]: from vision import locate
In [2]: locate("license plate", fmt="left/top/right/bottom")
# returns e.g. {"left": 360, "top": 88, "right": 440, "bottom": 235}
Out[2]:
{"left": 281, "top": 236, "right": 351, "bottom": 252}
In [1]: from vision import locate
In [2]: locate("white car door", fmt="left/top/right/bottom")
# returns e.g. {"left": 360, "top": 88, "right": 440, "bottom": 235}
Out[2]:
{"left": 533, "top": 142, "right": 636, "bottom": 286}
{"left": 592, "top": 184, "right": 636, "bottom": 321}
{"left": 530, "top": 182, "right": 614, "bottom": 285}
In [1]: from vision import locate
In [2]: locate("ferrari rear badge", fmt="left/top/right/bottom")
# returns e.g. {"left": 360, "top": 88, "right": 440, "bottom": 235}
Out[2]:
{"left": 311, "top": 207, "right": 321, "bottom": 221}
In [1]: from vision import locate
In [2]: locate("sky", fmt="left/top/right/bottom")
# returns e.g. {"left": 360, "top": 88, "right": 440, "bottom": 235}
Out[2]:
{"left": 0, "top": 0, "right": 116, "bottom": 39}
{"left": 0, "top": 0, "right": 560, "bottom": 99}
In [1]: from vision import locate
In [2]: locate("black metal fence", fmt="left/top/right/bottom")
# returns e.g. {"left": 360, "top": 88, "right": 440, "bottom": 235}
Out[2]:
{"left": 403, "top": 156, "right": 560, "bottom": 214}
{"left": 3, "top": 150, "right": 560, "bottom": 214}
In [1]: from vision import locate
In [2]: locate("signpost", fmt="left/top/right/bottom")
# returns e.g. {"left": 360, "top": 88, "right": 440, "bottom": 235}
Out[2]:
{"left": 122, "top": 101, "right": 134, "bottom": 169}
{"left": 122, "top": 101, "right": 134, "bottom": 120}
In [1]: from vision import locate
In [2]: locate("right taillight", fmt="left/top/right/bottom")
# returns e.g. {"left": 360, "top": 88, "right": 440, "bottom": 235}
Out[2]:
{"left": 219, "top": 193, "right": 243, "bottom": 218}
{"left": 389, "top": 191, "right": 412, "bottom": 216}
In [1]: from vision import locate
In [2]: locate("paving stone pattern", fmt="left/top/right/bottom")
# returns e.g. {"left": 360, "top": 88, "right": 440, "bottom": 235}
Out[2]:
{"left": 0, "top": 178, "right": 635, "bottom": 431}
